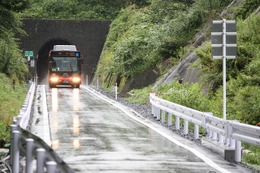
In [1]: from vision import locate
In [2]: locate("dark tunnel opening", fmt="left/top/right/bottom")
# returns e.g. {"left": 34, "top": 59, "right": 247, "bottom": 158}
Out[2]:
{"left": 37, "top": 39, "right": 72, "bottom": 84}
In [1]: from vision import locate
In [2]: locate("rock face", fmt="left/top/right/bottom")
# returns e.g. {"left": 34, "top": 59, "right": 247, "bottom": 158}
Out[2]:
{"left": 119, "top": 51, "right": 201, "bottom": 93}
{"left": 153, "top": 52, "right": 200, "bottom": 89}
{"left": 120, "top": 68, "right": 161, "bottom": 94}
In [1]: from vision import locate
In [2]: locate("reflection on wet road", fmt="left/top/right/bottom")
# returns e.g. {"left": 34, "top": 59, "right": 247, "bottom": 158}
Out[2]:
{"left": 46, "top": 87, "right": 219, "bottom": 173}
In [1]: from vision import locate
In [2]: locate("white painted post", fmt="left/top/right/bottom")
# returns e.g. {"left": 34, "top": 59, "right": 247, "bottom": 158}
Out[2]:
{"left": 85, "top": 75, "right": 88, "bottom": 85}
{"left": 10, "top": 124, "right": 18, "bottom": 167}
{"left": 194, "top": 124, "right": 199, "bottom": 139}
{"left": 153, "top": 106, "right": 157, "bottom": 118}
{"left": 230, "top": 138, "right": 236, "bottom": 148}
{"left": 175, "top": 116, "right": 180, "bottom": 130}
{"left": 156, "top": 108, "right": 160, "bottom": 121}
{"left": 218, "top": 134, "right": 224, "bottom": 144}
{"left": 37, "top": 148, "right": 46, "bottom": 173}
{"left": 96, "top": 77, "right": 99, "bottom": 89}
{"left": 26, "top": 139, "right": 34, "bottom": 173}
{"left": 235, "top": 140, "right": 242, "bottom": 162}
{"left": 205, "top": 118, "right": 212, "bottom": 138}
{"left": 212, "top": 131, "right": 218, "bottom": 140}
{"left": 115, "top": 83, "right": 118, "bottom": 100}
{"left": 183, "top": 120, "right": 189, "bottom": 135}
{"left": 12, "top": 131, "right": 20, "bottom": 173}
{"left": 225, "top": 137, "right": 230, "bottom": 147}
{"left": 168, "top": 113, "right": 172, "bottom": 126}
{"left": 207, "top": 130, "right": 213, "bottom": 138}
{"left": 161, "top": 111, "right": 165, "bottom": 123}
{"left": 47, "top": 161, "right": 57, "bottom": 173}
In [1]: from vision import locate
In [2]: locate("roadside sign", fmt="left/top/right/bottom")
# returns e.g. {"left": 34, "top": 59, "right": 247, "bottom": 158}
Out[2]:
{"left": 211, "top": 19, "right": 237, "bottom": 121}
{"left": 211, "top": 20, "right": 237, "bottom": 59}
{"left": 24, "top": 51, "right": 34, "bottom": 57}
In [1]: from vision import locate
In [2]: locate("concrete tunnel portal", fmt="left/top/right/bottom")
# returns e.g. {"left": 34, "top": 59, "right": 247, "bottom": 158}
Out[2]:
{"left": 18, "top": 19, "right": 111, "bottom": 85}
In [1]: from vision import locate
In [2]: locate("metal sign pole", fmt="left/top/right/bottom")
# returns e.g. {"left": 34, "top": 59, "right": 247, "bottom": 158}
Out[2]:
{"left": 223, "top": 19, "right": 227, "bottom": 120}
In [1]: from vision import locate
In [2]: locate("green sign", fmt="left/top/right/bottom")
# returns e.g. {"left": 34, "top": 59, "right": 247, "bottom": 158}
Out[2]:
{"left": 24, "top": 50, "right": 34, "bottom": 57}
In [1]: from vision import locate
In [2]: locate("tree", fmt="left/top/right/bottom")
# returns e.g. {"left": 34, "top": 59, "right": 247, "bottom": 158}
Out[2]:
{"left": 0, "top": 1, "right": 29, "bottom": 38}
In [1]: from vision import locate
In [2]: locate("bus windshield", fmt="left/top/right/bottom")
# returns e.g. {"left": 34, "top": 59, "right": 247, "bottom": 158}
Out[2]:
{"left": 50, "top": 57, "right": 79, "bottom": 72}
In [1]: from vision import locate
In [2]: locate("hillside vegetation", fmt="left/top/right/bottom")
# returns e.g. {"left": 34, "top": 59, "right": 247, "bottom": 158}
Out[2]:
{"left": 0, "top": 1, "right": 28, "bottom": 146}
{"left": 96, "top": 0, "right": 231, "bottom": 84}
{"left": 96, "top": 0, "right": 260, "bottom": 125}
{"left": 19, "top": 0, "right": 149, "bottom": 20}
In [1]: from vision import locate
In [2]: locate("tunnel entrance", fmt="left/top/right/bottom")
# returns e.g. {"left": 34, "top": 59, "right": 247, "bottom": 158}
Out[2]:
{"left": 37, "top": 39, "right": 73, "bottom": 84}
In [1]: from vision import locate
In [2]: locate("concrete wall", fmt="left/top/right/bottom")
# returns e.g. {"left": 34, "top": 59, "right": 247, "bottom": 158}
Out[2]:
{"left": 18, "top": 19, "right": 111, "bottom": 84}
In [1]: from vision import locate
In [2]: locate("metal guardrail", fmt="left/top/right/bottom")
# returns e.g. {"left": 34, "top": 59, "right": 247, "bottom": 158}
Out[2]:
{"left": 10, "top": 81, "right": 74, "bottom": 173}
{"left": 150, "top": 93, "right": 260, "bottom": 162}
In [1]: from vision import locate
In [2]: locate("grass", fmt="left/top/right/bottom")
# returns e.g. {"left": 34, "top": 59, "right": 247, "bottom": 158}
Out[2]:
{"left": 0, "top": 73, "right": 26, "bottom": 145}
{"left": 126, "top": 85, "right": 152, "bottom": 104}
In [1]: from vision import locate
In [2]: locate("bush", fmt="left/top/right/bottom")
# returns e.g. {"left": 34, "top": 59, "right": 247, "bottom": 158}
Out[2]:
{"left": 156, "top": 81, "right": 210, "bottom": 112}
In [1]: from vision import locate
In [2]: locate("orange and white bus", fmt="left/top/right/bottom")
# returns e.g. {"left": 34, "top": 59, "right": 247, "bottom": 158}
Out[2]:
{"left": 48, "top": 45, "right": 83, "bottom": 88}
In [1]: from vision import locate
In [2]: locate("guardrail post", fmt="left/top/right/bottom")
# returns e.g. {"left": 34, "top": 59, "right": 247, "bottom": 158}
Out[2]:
{"left": 10, "top": 124, "right": 18, "bottom": 167}
{"left": 115, "top": 83, "right": 118, "bottom": 100}
{"left": 194, "top": 124, "right": 199, "bottom": 139}
{"left": 153, "top": 106, "right": 157, "bottom": 119}
{"left": 85, "top": 75, "right": 88, "bottom": 85}
{"left": 151, "top": 105, "right": 155, "bottom": 116}
{"left": 205, "top": 112, "right": 213, "bottom": 139}
{"left": 183, "top": 120, "right": 189, "bottom": 135}
{"left": 161, "top": 111, "right": 165, "bottom": 123}
{"left": 212, "top": 132, "right": 218, "bottom": 140}
{"left": 218, "top": 134, "right": 224, "bottom": 143}
{"left": 11, "top": 130, "right": 20, "bottom": 173}
{"left": 47, "top": 161, "right": 57, "bottom": 173}
{"left": 230, "top": 138, "right": 235, "bottom": 148}
{"left": 26, "top": 138, "right": 34, "bottom": 173}
{"left": 168, "top": 113, "right": 172, "bottom": 126}
{"left": 175, "top": 116, "right": 180, "bottom": 130}
{"left": 206, "top": 130, "right": 212, "bottom": 138}
{"left": 37, "top": 148, "right": 46, "bottom": 173}
{"left": 96, "top": 77, "right": 99, "bottom": 89}
{"left": 235, "top": 140, "right": 242, "bottom": 162}
{"left": 225, "top": 137, "right": 230, "bottom": 147}
{"left": 156, "top": 107, "right": 160, "bottom": 121}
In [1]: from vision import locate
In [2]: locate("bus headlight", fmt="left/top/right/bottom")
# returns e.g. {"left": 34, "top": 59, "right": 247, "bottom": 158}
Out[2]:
{"left": 72, "top": 77, "right": 81, "bottom": 83}
{"left": 50, "top": 76, "right": 59, "bottom": 83}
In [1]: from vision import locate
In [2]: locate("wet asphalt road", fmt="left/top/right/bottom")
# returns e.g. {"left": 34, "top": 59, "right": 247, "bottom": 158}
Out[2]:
{"left": 44, "top": 86, "right": 246, "bottom": 173}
